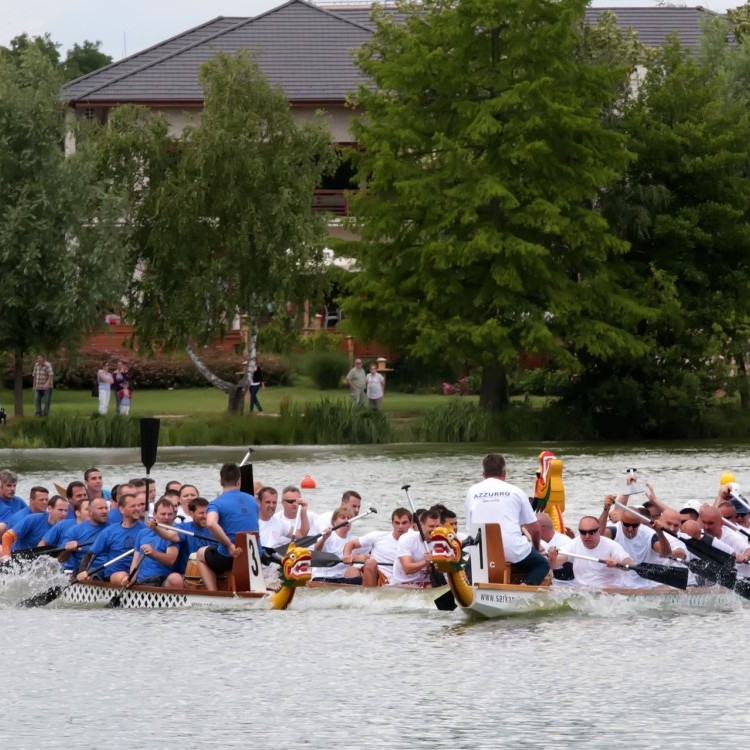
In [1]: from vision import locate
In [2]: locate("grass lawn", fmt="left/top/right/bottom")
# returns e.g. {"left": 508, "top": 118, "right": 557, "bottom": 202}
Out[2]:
{"left": 0, "top": 385, "right": 470, "bottom": 419}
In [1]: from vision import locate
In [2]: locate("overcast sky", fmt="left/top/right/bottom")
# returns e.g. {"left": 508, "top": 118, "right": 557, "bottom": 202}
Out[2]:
{"left": 0, "top": 0, "right": 742, "bottom": 61}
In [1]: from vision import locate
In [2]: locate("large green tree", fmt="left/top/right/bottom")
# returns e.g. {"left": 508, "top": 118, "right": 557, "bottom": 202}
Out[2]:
{"left": 0, "top": 48, "right": 129, "bottom": 415}
{"left": 343, "top": 0, "right": 648, "bottom": 410}
{"left": 0, "top": 33, "right": 112, "bottom": 81}
{"left": 574, "top": 29, "right": 750, "bottom": 435}
{"left": 95, "top": 52, "right": 337, "bottom": 412}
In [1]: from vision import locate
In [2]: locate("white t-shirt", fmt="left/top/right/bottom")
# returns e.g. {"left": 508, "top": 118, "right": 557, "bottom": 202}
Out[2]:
{"left": 559, "top": 536, "right": 631, "bottom": 587}
{"left": 312, "top": 531, "right": 351, "bottom": 579}
{"left": 540, "top": 531, "right": 570, "bottom": 552}
{"left": 275, "top": 510, "right": 310, "bottom": 544}
{"left": 355, "top": 530, "right": 400, "bottom": 580}
{"left": 259, "top": 515, "right": 284, "bottom": 548}
{"left": 313, "top": 510, "right": 334, "bottom": 535}
{"left": 465, "top": 477, "right": 535, "bottom": 563}
{"left": 391, "top": 529, "right": 430, "bottom": 585}
{"left": 365, "top": 372, "right": 385, "bottom": 399}
{"left": 611, "top": 522, "right": 658, "bottom": 565}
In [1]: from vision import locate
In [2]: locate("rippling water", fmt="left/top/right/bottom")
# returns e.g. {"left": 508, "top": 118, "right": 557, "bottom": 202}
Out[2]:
{"left": 2, "top": 442, "right": 750, "bottom": 748}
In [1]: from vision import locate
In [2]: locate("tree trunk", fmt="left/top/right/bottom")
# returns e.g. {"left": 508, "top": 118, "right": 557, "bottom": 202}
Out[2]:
{"left": 186, "top": 321, "right": 259, "bottom": 416}
{"left": 479, "top": 364, "right": 509, "bottom": 412}
{"left": 13, "top": 352, "right": 24, "bottom": 417}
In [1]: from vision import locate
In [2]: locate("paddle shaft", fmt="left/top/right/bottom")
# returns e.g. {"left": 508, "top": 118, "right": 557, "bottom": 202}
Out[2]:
{"left": 730, "top": 489, "right": 750, "bottom": 513}
{"left": 401, "top": 484, "right": 445, "bottom": 588}
{"left": 282, "top": 508, "right": 377, "bottom": 551}
{"left": 723, "top": 517, "right": 750, "bottom": 541}
{"left": 157, "top": 522, "right": 216, "bottom": 545}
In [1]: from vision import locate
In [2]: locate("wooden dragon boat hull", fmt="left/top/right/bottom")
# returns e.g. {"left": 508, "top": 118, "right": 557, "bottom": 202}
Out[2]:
{"left": 462, "top": 582, "right": 739, "bottom": 619}
{"left": 297, "top": 580, "right": 450, "bottom": 609}
{"left": 58, "top": 580, "right": 272, "bottom": 609}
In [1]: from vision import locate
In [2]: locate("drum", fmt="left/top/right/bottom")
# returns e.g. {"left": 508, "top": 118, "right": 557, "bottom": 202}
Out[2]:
{"left": 184, "top": 554, "right": 204, "bottom": 590}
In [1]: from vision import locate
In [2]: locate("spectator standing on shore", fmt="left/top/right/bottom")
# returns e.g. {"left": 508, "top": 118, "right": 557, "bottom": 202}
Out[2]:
{"left": 345, "top": 358, "right": 366, "bottom": 407}
{"left": 119, "top": 384, "right": 132, "bottom": 415}
{"left": 32, "top": 354, "right": 53, "bottom": 417}
{"left": 249, "top": 364, "right": 264, "bottom": 414}
{"left": 365, "top": 363, "right": 385, "bottom": 410}
{"left": 97, "top": 362, "right": 114, "bottom": 415}
{"left": 112, "top": 362, "right": 128, "bottom": 414}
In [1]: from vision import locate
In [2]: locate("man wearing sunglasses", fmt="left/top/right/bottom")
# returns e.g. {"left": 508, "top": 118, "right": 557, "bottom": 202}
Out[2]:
{"left": 548, "top": 516, "right": 632, "bottom": 587}
{"left": 599, "top": 494, "right": 671, "bottom": 573}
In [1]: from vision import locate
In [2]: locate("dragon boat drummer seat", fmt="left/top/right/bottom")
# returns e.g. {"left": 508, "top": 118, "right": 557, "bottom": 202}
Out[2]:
{"left": 471, "top": 523, "right": 532, "bottom": 585}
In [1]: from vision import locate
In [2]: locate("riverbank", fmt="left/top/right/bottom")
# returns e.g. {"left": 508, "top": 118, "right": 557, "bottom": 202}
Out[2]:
{"left": 1, "top": 387, "right": 748, "bottom": 447}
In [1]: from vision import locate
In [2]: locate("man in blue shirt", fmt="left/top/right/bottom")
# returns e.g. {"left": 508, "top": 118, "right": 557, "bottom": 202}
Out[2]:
{"left": 59, "top": 497, "right": 109, "bottom": 573}
{"left": 0, "top": 470, "right": 31, "bottom": 534}
{"left": 83, "top": 467, "right": 111, "bottom": 501}
{"left": 77, "top": 493, "right": 144, "bottom": 585}
{"left": 132, "top": 498, "right": 182, "bottom": 587}
{"left": 39, "top": 496, "right": 88, "bottom": 548}
{"left": 196, "top": 463, "right": 259, "bottom": 591}
{"left": 6, "top": 486, "right": 49, "bottom": 529}
{"left": 1, "top": 495, "right": 69, "bottom": 555}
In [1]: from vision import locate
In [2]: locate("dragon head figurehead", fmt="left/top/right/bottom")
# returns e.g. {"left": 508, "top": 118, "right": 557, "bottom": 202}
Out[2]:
{"left": 430, "top": 525, "right": 464, "bottom": 573}
{"left": 533, "top": 450, "right": 566, "bottom": 533}
{"left": 280, "top": 544, "right": 312, "bottom": 587}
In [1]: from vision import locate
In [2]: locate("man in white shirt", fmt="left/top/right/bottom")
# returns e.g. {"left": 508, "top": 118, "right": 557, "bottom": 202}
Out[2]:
{"left": 537, "top": 512, "right": 570, "bottom": 552}
{"left": 314, "top": 490, "right": 361, "bottom": 534}
{"left": 391, "top": 509, "right": 440, "bottom": 586}
{"left": 343, "top": 507, "right": 412, "bottom": 585}
{"left": 548, "top": 516, "right": 633, "bottom": 587}
{"left": 275, "top": 485, "right": 311, "bottom": 543}
{"left": 465, "top": 453, "right": 549, "bottom": 585}
{"left": 258, "top": 486, "right": 284, "bottom": 549}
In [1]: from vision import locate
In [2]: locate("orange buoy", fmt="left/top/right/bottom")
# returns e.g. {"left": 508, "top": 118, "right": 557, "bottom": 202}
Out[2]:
{"left": 301, "top": 475, "right": 316, "bottom": 489}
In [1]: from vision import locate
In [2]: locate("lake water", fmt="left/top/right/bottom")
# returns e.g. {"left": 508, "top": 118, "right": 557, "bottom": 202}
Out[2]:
{"left": 1, "top": 442, "right": 749, "bottom": 748}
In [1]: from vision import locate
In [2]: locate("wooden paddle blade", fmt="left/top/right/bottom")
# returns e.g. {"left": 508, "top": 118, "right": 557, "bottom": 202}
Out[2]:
{"left": 634, "top": 562, "right": 688, "bottom": 590}
{"left": 17, "top": 585, "right": 64, "bottom": 608}
{"left": 240, "top": 464, "right": 254, "bottom": 495}
{"left": 310, "top": 551, "right": 344, "bottom": 568}
{"left": 434, "top": 590, "right": 457, "bottom": 611}
{"left": 139, "top": 418, "right": 160, "bottom": 473}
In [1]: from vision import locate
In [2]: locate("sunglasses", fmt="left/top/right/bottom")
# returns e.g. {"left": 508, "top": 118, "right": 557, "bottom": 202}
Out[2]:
{"left": 579, "top": 528, "right": 599, "bottom": 536}
{"left": 622, "top": 522, "right": 640, "bottom": 529}
{"left": 282, "top": 498, "right": 297, "bottom": 504}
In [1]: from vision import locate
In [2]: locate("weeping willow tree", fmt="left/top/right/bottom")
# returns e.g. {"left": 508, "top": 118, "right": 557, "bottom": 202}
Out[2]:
{"left": 93, "top": 52, "right": 338, "bottom": 412}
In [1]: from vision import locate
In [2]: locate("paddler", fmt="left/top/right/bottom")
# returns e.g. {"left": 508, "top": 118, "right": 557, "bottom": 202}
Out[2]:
{"left": 131, "top": 498, "right": 183, "bottom": 588}
{"left": 195, "top": 463, "right": 259, "bottom": 592}
{"left": 59, "top": 497, "right": 110, "bottom": 573}
{"left": 547, "top": 516, "right": 633, "bottom": 586}
{"left": 537, "top": 512, "right": 570, "bottom": 552}
{"left": 600, "top": 495, "right": 671, "bottom": 564}
{"left": 1, "top": 495, "right": 69, "bottom": 557}
{"left": 311, "top": 506, "right": 362, "bottom": 584}
{"left": 391, "top": 508, "right": 441, "bottom": 587}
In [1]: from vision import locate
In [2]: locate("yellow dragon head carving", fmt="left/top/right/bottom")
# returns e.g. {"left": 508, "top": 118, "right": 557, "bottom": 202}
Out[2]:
{"left": 430, "top": 525, "right": 464, "bottom": 573}
{"left": 280, "top": 544, "right": 312, "bottom": 587}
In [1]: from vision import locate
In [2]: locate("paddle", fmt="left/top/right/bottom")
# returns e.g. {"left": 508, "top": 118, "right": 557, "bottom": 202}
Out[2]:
{"left": 560, "top": 549, "right": 688, "bottom": 590}
{"left": 10, "top": 544, "right": 68, "bottom": 562}
{"left": 106, "top": 552, "right": 147, "bottom": 608}
{"left": 400, "top": 485, "right": 452, "bottom": 611}
{"left": 17, "top": 548, "right": 136, "bottom": 608}
{"left": 157, "top": 522, "right": 216, "bottom": 545}
{"left": 239, "top": 447, "right": 254, "bottom": 495}
{"left": 614, "top": 502, "right": 741, "bottom": 590}
{"left": 140, "top": 417, "right": 160, "bottom": 517}
{"left": 275, "top": 507, "right": 378, "bottom": 554}
{"left": 722, "top": 517, "right": 750, "bottom": 541}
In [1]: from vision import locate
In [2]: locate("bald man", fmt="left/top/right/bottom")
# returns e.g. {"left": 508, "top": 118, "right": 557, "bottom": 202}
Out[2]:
{"left": 536, "top": 512, "right": 569, "bottom": 552}
{"left": 700, "top": 505, "right": 750, "bottom": 571}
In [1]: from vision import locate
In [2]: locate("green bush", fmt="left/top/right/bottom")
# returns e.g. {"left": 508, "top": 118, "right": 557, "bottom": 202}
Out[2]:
{"left": 303, "top": 397, "right": 393, "bottom": 443}
{"left": 3, "top": 351, "right": 293, "bottom": 390}
{"left": 303, "top": 351, "right": 349, "bottom": 390}
{"left": 297, "top": 331, "right": 343, "bottom": 353}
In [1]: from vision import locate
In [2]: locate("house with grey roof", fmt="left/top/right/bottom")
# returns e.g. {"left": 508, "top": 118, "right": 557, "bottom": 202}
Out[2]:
{"left": 61, "top": 0, "right": 726, "bottom": 220}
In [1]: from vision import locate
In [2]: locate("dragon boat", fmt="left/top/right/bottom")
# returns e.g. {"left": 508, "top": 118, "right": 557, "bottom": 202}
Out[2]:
{"left": 430, "top": 523, "right": 740, "bottom": 617}
{"left": 51, "top": 533, "right": 312, "bottom": 610}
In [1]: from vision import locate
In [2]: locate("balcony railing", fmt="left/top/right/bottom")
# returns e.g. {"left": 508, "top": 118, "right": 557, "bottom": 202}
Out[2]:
{"left": 313, "top": 189, "right": 351, "bottom": 216}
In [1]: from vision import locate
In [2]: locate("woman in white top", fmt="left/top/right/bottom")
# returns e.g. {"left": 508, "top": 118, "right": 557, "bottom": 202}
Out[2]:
{"left": 312, "top": 507, "right": 362, "bottom": 584}
{"left": 97, "top": 362, "right": 114, "bottom": 416}
{"left": 365, "top": 364, "right": 385, "bottom": 410}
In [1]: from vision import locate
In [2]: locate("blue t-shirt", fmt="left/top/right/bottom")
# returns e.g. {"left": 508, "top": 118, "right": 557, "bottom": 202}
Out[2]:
{"left": 41, "top": 518, "right": 76, "bottom": 547}
{"left": 0, "top": 496, "right": 28, "bottom": 523}
{"left": 12, "top": 514, "right": 55, "bottom": 551}
{"left": 134, "top": 527, "right": 178, "bottom": 582}
{"left": 61, "top": 520, "right": 109, "bottom": 572}
{"left": 88, "top": 521, "right": 146, "bottom": 575}
{"left": 7, "top": 506, "right": 32, "bottom": 529}
{"left": 175, "top": 521, "right": 217, "bottom": 574}
{"left": 207, "top": 489, "right": 259, "bottom": 556}
{"left": 108, "top": 507, "right": 123, "bottom": 524}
